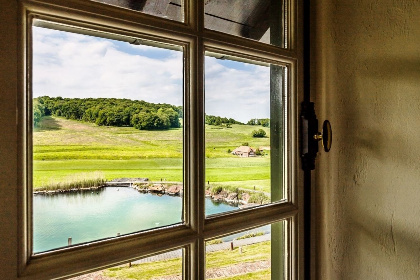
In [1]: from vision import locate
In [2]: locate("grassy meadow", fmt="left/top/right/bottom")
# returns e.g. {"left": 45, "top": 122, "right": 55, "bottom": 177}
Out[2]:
{"left": 102, "top": 241, "right": 271, "bottom": 280}
{"left": 33, "top": 116, "right": 271, "bottom": 191}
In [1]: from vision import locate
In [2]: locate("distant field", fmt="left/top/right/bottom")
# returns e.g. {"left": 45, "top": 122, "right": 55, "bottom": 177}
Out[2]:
{"left": 33, "top": 116, "right": 271, "bottom": 190}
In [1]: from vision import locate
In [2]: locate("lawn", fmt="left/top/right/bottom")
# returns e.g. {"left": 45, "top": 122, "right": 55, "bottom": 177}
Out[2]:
{"left": 102, "top": 241, "right": 271, "bottom": 280}
{"left": 33, "top": 116, "right": 271, "bottom": 190}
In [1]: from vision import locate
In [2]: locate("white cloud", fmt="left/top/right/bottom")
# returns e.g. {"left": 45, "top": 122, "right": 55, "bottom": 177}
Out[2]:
{"left": 33, "top": 26, "right": 277, "bottom": 122}
{"left": 33, "top": 27, "right": 183, "bottom": 106}
{"left": 205, "top": 57, "right": 270, "bottom": 122}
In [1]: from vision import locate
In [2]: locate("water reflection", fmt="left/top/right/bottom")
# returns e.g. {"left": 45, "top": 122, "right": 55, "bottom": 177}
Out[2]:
{"left": 34, "top": 187, "right": 237, "bottom": 253}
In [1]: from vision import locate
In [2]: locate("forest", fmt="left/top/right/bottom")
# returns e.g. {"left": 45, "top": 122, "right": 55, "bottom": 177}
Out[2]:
{"left": 246, "top": 118, "right": 270, "bottom": 127}
{"left": 205, "top": 114, "right": 243, "bottom": 126}
{"left": 33, "top": 96, "right": 182, "bottom": 130}
{"left": 33, "top": 96, "right": 266, "bottom": 130}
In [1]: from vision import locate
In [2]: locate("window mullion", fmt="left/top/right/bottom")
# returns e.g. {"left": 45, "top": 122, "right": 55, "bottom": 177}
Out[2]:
{"left": 188, "top": 0, "right": 205, "bottom": 279}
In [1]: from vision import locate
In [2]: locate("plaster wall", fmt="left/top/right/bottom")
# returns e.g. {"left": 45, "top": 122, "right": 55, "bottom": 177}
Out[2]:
{"left": 0, "top": 0, "right": 19, "bottom": 279}
{"left": 313, "top": 0, "right": 420, "bottom": 279}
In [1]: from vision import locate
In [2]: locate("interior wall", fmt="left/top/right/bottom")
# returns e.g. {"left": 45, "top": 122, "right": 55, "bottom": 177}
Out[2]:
{"left": 0, "top": 0, "right": 19, "bottom": 279}
{"left": 313, "top": 0, "right": 420, "bottom": 279}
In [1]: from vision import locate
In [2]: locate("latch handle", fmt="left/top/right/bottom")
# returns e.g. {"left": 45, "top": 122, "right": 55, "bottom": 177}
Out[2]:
{"left": 313, "top": 120, "right": 332, "bottom": 152}
{"left": 301, "top": 102, "right": 332, "bottom": 170}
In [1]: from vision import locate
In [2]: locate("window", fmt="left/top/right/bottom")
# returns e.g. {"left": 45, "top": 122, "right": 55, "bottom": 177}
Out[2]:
{"left": 18, "top": 0, "right": 303, "bottom": 279}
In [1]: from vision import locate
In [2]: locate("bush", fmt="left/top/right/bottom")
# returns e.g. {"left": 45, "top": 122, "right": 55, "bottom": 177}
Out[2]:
{"left": 227, "top": 149, "right": 232, "bottom": 153}
{"left": 248, "top": 192, "right": 270, "bottom": 204}
{"left": 207, "top": 238, "right": 223, "bottom": 245}
{"left": 210, "top": 185, "right": 223, "bottom": 194}
{"left": 242, "top": 142, "right": 249, "bottom": 146}
{"left": 236, "top": 231, "right": 265, "bottom": 240}
{"left": 252, "top": 129, "right": 266, "bottom": 138}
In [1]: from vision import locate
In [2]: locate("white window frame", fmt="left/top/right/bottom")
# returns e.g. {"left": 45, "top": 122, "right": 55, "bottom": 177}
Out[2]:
{"left": 12, "top": 0, "right": 305, "bottom": 279}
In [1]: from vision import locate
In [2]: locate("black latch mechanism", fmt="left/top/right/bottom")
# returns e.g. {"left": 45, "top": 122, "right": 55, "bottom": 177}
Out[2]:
{"left": 300, "top": 102, "right": 332, "bottom": 170}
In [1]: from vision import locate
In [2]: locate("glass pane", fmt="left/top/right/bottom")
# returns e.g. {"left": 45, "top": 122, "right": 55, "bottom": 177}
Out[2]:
{"left": 92, "top": 0, "right": 184, "bottom": 22}
{"left": 205, "top": 0, "right": 288, "bottom": 47}
{"left": 32, "top": 25, "right": 184, "bottom": 253}
{"left": 205, "top": 220, "right": 288, "bottom": 279}
{"left": 70, "top": 249, "right": 183, "bottom": 279}
{"left": 204, "top": 54, "right": 287, "bottom": 216}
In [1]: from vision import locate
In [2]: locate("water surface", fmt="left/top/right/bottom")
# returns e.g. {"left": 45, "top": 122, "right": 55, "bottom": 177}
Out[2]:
{"left": 34, "top": 187, "right": 238, "bottom": 253}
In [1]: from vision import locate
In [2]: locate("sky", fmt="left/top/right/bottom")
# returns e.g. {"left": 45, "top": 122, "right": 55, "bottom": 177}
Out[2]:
{"left": 33, "top": 26, "right": 271, "bottom": 123}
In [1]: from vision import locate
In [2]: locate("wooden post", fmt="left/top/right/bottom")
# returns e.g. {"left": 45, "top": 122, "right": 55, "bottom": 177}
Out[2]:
{"left": 230, "top": 241, "right": 234, "bottom": 250}
{"left": 68, "top": 237, "right": 72, "bottom": 246}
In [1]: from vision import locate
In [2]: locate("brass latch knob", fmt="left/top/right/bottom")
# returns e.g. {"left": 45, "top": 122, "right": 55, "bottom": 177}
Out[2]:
{"left": 313, "top": 120, "right": 332, "bottom": 152}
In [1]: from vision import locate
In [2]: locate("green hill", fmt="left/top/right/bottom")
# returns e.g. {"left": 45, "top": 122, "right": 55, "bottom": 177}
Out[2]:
{"left": 33, "top": 116, "right": 271, "bottom": 192}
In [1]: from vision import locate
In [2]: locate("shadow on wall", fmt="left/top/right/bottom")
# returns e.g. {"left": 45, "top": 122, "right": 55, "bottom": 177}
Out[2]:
{"left": 349, "top": 212, "right": 420, "bottom": 279}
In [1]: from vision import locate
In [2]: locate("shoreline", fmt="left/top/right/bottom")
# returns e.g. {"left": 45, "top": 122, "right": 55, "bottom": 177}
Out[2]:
{"left": 33, "top": 179, "right": 265, "bottom": 207}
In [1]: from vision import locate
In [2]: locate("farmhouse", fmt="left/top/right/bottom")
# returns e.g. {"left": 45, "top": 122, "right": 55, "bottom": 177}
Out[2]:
{"left": 231, "top": 146, "right": 256, "bottom": 157}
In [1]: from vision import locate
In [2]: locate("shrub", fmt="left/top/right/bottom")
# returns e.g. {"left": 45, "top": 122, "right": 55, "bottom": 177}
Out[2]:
{"left": 39, "top": 171, "right": 106, "bottom": 191}
{"left": 236, "top": 231, "right": 265, "bottom": 240}
{"left": 211, "top": 185, "right": 223, "bottom": 194}
{"left": 242, "top": 142, "right": 249, "bottom": 146}
{"left": 207, "top": 238, "right": 223, "bottom": 245}
{"left": 248, "top": 192, "right": 270, "bottom": 204}
{"left": 252, "top": 129, "right": 266, "bottom": 138}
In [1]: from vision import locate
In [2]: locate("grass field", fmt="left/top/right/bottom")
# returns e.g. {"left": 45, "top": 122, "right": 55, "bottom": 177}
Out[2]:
{"left": 102, "top": 241, "right": 271, "bottom": 280}
{"left": 33, "top": 116, "right": 271, "bottom": 190}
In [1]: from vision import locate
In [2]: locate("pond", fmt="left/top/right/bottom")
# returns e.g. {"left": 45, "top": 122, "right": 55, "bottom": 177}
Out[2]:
{"left": 34, "top": 187, "right": 238, "bottom": 253}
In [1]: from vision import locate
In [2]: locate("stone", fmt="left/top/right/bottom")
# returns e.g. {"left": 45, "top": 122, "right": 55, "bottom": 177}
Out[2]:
{"left": 167, "top": 185, "right": 183, "bottom": 196}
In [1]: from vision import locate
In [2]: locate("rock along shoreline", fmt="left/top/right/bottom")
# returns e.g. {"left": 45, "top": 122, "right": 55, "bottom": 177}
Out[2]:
{"left": 33, "top": 178, "right": 263, "bottom": 208}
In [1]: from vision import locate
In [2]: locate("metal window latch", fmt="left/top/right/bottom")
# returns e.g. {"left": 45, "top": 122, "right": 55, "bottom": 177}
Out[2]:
{"left": 300, "top": 102, "right": 332, "bottom": 170}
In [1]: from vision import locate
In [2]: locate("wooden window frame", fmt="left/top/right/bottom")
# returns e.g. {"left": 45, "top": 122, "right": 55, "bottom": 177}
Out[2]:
{"left": 15, "top": 0, "right": 305, "bottom": 279}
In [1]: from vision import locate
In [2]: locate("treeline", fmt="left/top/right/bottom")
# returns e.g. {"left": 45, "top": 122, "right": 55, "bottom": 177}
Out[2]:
{"left": 33, "top": 96, "right": 182, "bottom": 130}
{"left": 205, "top": 115, "right": 243, "bottom": 126}
{"left": 247, "top": 118, "right": 270, "bottom": 127}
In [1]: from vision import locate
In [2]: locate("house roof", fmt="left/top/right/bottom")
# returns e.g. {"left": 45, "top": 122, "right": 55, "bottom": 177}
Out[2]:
{"left": 233, "top": 146, "right": 255, "bottom": 154}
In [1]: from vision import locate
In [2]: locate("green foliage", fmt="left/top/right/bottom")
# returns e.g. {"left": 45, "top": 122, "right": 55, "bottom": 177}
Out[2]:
{"left": 255, "top": 148, "right": 262, "bottom": 156}
{"left": 227, "top": 149, "right": 232, "bottom": 153}
{"left": 206, "top": 241, "right": 270, "bottom": 269}
{"left": 104, "top": 256, "right": 182, "bottom": 280}
{"left": 207, "top": 238, "right": 223, "bottom": 245}
{"left": 247, "top": 118, "right": 270, "bottom": 127}
{"left": 33, "top": 117, "right": 270, "bottom": 190}
{"left": 34, "top": 96, "right": 181, "bottom": 130}
{"left": 33, "top": 99, "right": 46, "bottom": 127}
{"left": 215, "top": 269, "right": 271, "bottom": 280}
{"left": 103, "top": 241, "right": 271, "bottom": 280}
{"left": 205, "top": 114, "right": 243, "bottom": 126}
{"left": 36, "top": 171, "right": 106, "bottom": 191}
{"left": 236, "top": 231, "right": 265, "bottom": 240}
{"left": 248, "top": 192, "right": 270, "bottom": 204}
{"left": 210, "top": 185, "right": 223, "bottom": 194}
{"left": 251, "top": 129, "right": 266, "bottom": 138}
{"left": 241, "top": 142, "right": 249, "bottom": 146}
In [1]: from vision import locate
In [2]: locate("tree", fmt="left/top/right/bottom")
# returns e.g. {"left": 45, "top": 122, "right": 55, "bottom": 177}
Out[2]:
{"left": 252, "top": 129, "right": 266, "bottom": 138}
{"left": 33, "top": 100, "right": 45, "bottom": 127}
{"left": 34, "top": 96, "right": 183, "bottom": 130}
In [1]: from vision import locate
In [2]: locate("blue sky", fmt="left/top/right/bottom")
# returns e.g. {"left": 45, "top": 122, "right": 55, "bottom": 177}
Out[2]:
{"left": 33, "top": 26, "right": 270, "bottom": 122}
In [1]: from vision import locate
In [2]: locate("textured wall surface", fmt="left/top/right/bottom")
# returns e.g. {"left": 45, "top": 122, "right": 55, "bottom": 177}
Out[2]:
{"left": 313, "top": 0, "right": 420, "bottom": 279}
{"left": 0, "top": 0, "right": 19, "bottom": 279}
